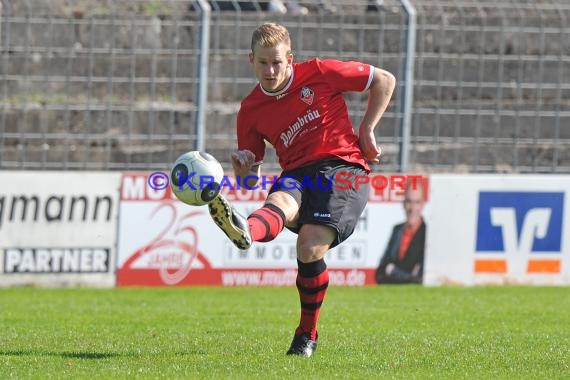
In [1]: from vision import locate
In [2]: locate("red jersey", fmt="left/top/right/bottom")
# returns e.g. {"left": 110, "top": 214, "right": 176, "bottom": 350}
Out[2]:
{"left": 237, "top": 58, "right": 374, "bottom": 172}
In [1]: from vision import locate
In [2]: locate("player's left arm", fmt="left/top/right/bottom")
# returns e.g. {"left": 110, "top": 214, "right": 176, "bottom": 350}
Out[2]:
{"left": 358, "top": 67, "right": 396, "bottom": 163}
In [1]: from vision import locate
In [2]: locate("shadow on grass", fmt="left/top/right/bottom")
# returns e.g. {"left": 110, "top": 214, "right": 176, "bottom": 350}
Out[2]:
{"left": 0, "top": 350, "right": 120, "bottom": 359}
{"left": 0, "top": 350, "right": 123, "bottom": 359}
{"left": 0, "top": 349, "right": 207, "bottom": 359}
{"left": 61, "top": 352, "right": 120, "bottom": 359}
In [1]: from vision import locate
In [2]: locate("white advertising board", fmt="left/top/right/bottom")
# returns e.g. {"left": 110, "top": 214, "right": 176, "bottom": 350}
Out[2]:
{"left": 425, "top": 174, "right": 570, "bottom": 285}
{"left": 117, "top": 172, "right": 430, "bottom": 286}
{"left": 0, "top": 171, "right": 121, "bottom": 287}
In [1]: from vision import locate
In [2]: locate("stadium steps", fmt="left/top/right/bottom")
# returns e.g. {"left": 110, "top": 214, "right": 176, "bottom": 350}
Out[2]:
{"left": 1, "top": 1, "right": 568, "bottom": 171}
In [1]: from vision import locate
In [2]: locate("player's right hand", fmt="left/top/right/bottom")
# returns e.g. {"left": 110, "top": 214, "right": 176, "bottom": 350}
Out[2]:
{"left": 231, "top": 149, "right": 256, "bottom": 174}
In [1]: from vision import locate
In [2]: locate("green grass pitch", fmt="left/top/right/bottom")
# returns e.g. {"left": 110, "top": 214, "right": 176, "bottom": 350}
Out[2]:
{"left": 1, "top": 286, "right": 569, "bottom": 379}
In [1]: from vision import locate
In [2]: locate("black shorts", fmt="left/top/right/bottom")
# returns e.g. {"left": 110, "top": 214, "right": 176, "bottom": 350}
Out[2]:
{"left": 268, "top": 159, "right": 369, "bottom": 248}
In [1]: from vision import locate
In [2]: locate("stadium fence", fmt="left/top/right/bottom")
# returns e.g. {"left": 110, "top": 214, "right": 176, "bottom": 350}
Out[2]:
{"left": 1, "top": 0, "right": 568, "bottom": 173}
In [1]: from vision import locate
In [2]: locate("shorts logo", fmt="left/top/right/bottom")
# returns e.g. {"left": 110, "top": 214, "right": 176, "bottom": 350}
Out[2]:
{"left": 300, "top": 86, "right": 314, "bottom": 105}
{"left": 313, "top": 212, "right": 331, "bottom": 219}
{"left": 475, "top": 191, "right": 564, "bottom": 275}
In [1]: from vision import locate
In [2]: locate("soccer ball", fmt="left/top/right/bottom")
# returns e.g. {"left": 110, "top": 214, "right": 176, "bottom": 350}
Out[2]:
{"left": 170, "top": 151, "right": 224, "bottom": 206}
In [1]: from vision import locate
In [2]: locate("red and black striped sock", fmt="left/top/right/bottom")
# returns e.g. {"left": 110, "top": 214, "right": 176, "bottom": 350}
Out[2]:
{"left": 247, "top": 204, "right": 286, "bottom": 242}
{"left": 295, "top": 258, "right": 329, "bottom": 341}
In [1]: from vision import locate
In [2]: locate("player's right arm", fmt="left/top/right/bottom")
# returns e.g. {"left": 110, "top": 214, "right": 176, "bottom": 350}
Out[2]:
{"left": 234, "top": 106, "right": 265, "bottom": 189}
{"left": 231, "top": 150, "right": 261, "bottom": 188}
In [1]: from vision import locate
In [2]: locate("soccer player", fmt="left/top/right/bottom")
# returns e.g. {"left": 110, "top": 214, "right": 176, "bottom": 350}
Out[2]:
{"left": 208, "top": 22, "right": 396, "bottom": 357}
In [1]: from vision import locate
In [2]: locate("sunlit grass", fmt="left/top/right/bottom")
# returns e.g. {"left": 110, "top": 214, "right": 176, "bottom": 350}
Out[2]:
{"left": 0, "top": 286, "right": 568, "bottom": 379}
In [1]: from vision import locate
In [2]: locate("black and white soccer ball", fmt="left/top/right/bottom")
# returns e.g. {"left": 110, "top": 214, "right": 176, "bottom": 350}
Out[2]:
{"left": 170, "top": 151, "right": 224, "bottom": 206}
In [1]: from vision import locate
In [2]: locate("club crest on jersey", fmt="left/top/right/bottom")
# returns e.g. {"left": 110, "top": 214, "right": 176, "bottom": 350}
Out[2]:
{"left": 300, "top": 86, "right": 314, "bottom": 105}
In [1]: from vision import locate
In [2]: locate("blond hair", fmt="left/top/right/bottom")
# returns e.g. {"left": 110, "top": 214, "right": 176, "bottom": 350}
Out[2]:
{"left": 251, "top": 22, "right": 291, "bottom": 52}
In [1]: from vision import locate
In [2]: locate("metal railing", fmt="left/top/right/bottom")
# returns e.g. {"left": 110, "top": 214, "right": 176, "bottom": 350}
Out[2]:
{"left": 410, "top": 0, "right": 570, "bottom": 173}
{"left": 1, "top": 0, "right": 568, "bottom": 173}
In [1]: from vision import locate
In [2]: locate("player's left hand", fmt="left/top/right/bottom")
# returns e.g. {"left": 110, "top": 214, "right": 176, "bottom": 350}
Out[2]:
{"left": 358, "top": 130, "right": 382, "bottom": 163}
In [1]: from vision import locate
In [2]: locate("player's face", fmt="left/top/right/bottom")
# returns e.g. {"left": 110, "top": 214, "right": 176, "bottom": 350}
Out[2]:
{"left": 403, "top": 187, "right": 425, "bottom": 227}
{"left": 249, "top": 42, "right": 293, "bottom": 92}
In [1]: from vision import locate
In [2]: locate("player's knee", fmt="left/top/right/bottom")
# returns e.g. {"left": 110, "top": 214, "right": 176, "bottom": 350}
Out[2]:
{"left": 266, "top": 191, "right": 299, "bottom": 224}
{"left": 296, "top": 243, "right": 325, "bottom": 263}
{"left": 296, "top": 225, "right": 336, "bottom": 262}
